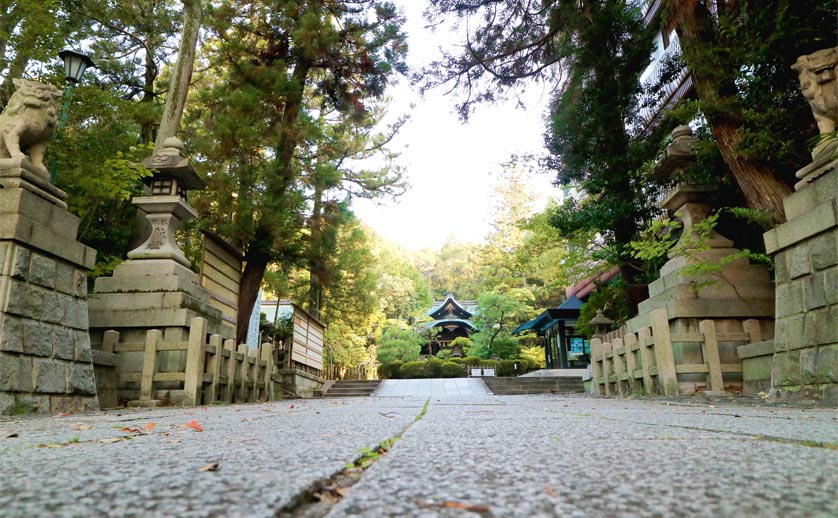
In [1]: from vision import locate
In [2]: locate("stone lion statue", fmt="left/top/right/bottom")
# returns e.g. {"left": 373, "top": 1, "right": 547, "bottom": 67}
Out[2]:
{"left": 792, "top": 47, "right": 838, "bottom": 135}
{"left": 0, "top": 78, "right": 63, "bottom": 172}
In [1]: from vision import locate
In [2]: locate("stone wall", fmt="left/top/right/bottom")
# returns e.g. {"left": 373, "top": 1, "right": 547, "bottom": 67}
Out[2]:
{"left": 0, "top": 164, "right": 99, "bottom": 414}
{"left": 764, "top": 167, "right": 838, "bottom": 405}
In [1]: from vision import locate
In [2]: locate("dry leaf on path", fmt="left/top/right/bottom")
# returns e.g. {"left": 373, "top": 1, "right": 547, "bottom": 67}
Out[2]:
{"left": 199, "top": 463, "right": 220, "bottom": 472}
{"left": 72, "top": 424, "right": 92, "bottom": 431}
{"left": 141, "top": 422, "right": 156, "bottom": 432}
{"left": 100, "top": 437, "right": 130, "bottom": 444}
{"left": 414, "top": 500, "right": 491, "bottom": 513}
{"left": 186, "top": 420, "right": 204, "bottom": 432}
{"left": 119, "top": 427, "right": 142, "bottom": 434}
{"left": 5, "top": 433, "right": 19, "bottom": 438}
{"left": 545, "top": 485, "right": 558, "bottom": 498}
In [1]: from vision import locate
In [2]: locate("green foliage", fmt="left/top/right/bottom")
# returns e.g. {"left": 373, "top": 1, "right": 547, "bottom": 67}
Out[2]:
{"left": 469, "top": 290, "right": 532, "bottom": 359}
{"left": 435, "top": 349, "right": 452, "bottom": 360}
{"left": 630, "top": 208, "right": 773, "bottom": 297}
{"left": 423, "top": 358, "right": 445, "bottom": 379}
{"left": 497, "top": 359, "right": 528, "bottom": 377}
{"left": 377, "top": 361, "right": 404, "bottom": 380}
{"left": 521, "top": 348, "right": 545, "bottom": 370}
{"left": 462, "top": 356, "right": 482, "bottom": 365}
{"left": 399, "top": 361, "right": 426, "bottom": 379}
{"left": 375, "top": 324, "right": 423, "bottom": 364}
{"left": 441, "top": 362, "right": 465, "bottom": 378}
{"left": 576, "top": 281, "right": 632, "bottom": 339}
{"left": 449, "top": 336, "right": 473, "bottom": 357}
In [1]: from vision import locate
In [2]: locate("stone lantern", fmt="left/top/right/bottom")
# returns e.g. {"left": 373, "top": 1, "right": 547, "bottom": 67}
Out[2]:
{"left": 589, "top": 310, "right": 614, "bottom": 340}
{"left": 648, "top": 126, "right": 735, "bottom": 276}
{"left": 127, "top": 137, "right": 205, "bottom": 267}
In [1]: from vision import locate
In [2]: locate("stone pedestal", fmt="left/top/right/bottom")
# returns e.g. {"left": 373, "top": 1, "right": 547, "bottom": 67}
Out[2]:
{"left": 628, "top": 184, "right": 775, "bottom": 394}
{"left": 632, "top": 185, "right": 776, "bottom": 326}
{"left": 763, "top": 162, "right": 838, "bottom": 405}
{"left": 87, "top": 258, "right": 227, "bottom": 403}
{"left": 86, "top": 139, "right": 225, "bottom": 404}
{"left": 0, "top": 160, "right": 99, "bottom": 415}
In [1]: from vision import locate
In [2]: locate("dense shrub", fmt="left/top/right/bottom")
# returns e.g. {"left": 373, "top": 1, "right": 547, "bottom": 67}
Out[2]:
{"left": 515, "top": 359, "right": 530, "bottom": 374}
{"left": 378, "top": 361, "right": 404, "bottom": 380}
{"left": 462, "top": 356, "right": 482, "bottom": 365}
{"left": 497, "top": 359, "right": 530, "bottom": 377}
{"left": 424, "top": 358, "right": 445, "bottom": 378}
{"left": 441, "top": 362, "right": 465, "bottom": 378}
{"left": 448, "top": 357, "right": 467, "bottom": 365}
{"left": 399, "top": 360, "right": 426, "bottom": 379}
{"left": 435, "top": 349, "right": 452, "bottom": 360}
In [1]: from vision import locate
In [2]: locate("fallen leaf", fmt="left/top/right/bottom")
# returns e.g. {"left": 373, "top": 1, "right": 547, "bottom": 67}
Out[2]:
{"left": 289, "top": 404, "right": 295, "bottom": 409}
{"left": 141, "top": 422, "right": 156, "bottom": 432}
{"left": 72, "top": 424, "right": 93, "bottom": 431}
{"left": 186, "top": 420, "right": 204, "bottom": 432}
{"left": 39, "top": 443, "right": 66, "bottom": 448}
{"left": 56, "top": 412, "right": 74, "bottom": 418}
{"left": 169, "top": 439, "right": 181, "bottom": 444}
{"left": 119, "top": 427, "right": 141, "bottom": 434}
{"left": 414, "top": 500, "right": 490, "bottom": 513}
{"left": 199, "top": 463, "right": 219, "bottom": 472}
{"left": 545, "top": 484, "right": 558, "bottom": 498}
{"left": 6, "top": 433, "right": 19, "bottom": 439}
{"left": 100, "top": 437, "right": 129, "bottom": 444}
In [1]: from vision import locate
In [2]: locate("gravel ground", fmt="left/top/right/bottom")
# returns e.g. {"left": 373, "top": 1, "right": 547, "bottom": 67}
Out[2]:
{"left": 1, "top": 394, "right": 836, "bottom": 518}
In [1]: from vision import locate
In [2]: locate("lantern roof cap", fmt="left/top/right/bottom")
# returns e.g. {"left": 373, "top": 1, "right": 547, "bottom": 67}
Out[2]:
{"left": 141, "top": 138, "right": 205, "bottom": 191}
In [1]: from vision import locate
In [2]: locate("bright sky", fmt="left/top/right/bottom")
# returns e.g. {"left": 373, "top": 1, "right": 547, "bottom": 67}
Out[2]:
{"left": 351, "top": 1, "right": 558, "bottom": 251}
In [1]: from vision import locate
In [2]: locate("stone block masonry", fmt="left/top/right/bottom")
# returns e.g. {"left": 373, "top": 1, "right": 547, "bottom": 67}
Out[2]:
{"left": 764, "top": 166, "right": 838, "bottom": 405}
{"left": 0, "top": 165, "right": 99, "bottom": 415}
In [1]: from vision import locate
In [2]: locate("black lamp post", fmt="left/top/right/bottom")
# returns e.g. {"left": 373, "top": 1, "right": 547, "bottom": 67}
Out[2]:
{"left": 50, "top": 49, "right": 95, "bottom": 183}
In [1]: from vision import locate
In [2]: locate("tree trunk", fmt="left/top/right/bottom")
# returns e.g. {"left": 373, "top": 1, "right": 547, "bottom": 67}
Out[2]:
{"left": 674, "top": 0, "right": 791, "bottom": 223}
{"left": 307, "top": 183, "right": 324, "bottom": 320}
{"left": 154, "top": 0, "right": 202, "bottom": 152}
{"left": 237, "top": 246, "right": 270, "bottom": 345}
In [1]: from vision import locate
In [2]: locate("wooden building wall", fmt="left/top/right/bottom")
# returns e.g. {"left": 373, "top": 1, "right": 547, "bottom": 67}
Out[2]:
{"left": 198, "top": 232, "right": 243, "bottom": 338}
{"left": 290, "top": 306, "right": 324, "bottom": 375}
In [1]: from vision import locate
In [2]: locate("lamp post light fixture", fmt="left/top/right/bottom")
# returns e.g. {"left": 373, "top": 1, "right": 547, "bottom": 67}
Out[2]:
{"left": 50, "top": 49, "right": 95, "bottom": 184}
{"left": 58, "top": 50, "right": 95, "bottom": 84}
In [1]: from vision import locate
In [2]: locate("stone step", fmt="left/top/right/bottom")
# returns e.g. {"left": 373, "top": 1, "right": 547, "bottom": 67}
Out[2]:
{"left": 481, "top": 377, "right": 584, "bottom": 395}
{"left": 319, "top": 380, "right": 381, "bottom": 398}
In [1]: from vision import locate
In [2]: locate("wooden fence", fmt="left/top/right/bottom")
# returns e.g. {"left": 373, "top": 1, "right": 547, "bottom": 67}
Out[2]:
{"left": 591, "top": 308, "right": 761, "bottom": 396}
{"left": 99, "top": 317, "right": 277, "bottom": 406}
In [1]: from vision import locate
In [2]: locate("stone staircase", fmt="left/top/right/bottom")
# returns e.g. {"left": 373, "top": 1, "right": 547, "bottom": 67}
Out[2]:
{"left": 317, "top": 379, "right": 381, "bottom": 398}
{"left": 481, "top": 376, "right": 584, "bottom": 395}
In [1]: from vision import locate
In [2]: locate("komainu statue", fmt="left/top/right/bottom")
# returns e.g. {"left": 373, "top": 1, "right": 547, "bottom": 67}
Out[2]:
{"left": 0, "top": 78, "right": 63, "bottom": 172}
{"left": 792, "top": 47, "right": 838, "bottom": 135}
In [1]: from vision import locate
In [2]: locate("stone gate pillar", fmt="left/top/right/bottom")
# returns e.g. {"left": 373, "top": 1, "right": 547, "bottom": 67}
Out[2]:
{"left": 762, "top": 47, "right": 838, "bottom": 405}
{"left": 0, "top": 159, "right": 98, "bottom": 414}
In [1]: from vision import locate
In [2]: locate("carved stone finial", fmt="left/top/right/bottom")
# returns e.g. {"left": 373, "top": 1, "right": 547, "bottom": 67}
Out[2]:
{"left": 0, "top": 79, "right": 63, "bottom": 177}
{"left": 162, "top": 136, "right": 184, "bottom": 151}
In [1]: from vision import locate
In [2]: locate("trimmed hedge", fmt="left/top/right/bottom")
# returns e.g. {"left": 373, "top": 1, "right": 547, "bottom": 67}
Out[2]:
{"left": 497, "top": 359, "right": 529, "bottom": 377}
{"left": 441, "top": 362, "right": 465, "bottom": 378}
{"left": 400, "top": 360, "right": 426, "bottom": 379}
{"left": 378, "top": 361, "right": 404, "bottom": 380}
{"left": 424, "top": 358, "right": 445, "bottom": 378}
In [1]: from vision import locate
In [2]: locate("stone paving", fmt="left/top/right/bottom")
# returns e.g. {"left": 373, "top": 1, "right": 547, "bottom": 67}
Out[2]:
{"left": 1, "top": 392, "right": 836, "bottom": 517}
{"left": 373, "top": 378, "right": 492, "bottom": 397}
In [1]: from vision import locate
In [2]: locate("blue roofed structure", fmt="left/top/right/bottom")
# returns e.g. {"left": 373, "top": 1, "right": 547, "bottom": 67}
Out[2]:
{"left": 513, "top": 295, "right": 589, "bottom": 369}
{"left": 424, "top": 294, "right": 479, "bottom": 356}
